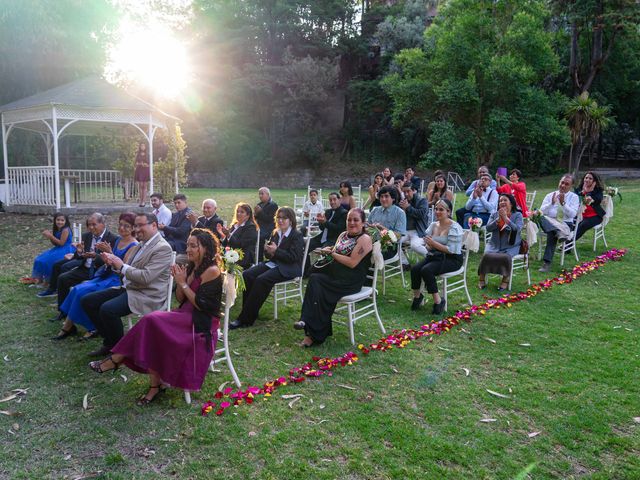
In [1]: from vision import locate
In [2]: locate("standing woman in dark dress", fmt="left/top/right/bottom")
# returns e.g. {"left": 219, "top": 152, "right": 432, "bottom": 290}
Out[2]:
{"left": 134, "top": 142, "right": 150, "bottom": 207}
{"left": 294, "top": 208, "right": 373, "bottom": 347}
{"left": 89, "top": 228, "right": 223, "bottom": 406}
{"left": 216, "top": 203, "right": 258, "bottom": 269}
{"left": 574, "top": 171, "right": 606, "bottom": 241}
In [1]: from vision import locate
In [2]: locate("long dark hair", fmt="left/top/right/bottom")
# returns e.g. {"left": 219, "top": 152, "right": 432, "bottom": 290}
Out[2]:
{"left": 432, "top": 174, "right": 448, "bottom": 199}
{"left": 577, "top": 171, "right": 604, "bottom": 191}
{"left": 187, "top": 228, "right": 221, "bottom": 279}
{"left": 340, "top": 181, "right": 354, "bottom": 196}
{"left": 52, "top": 212, "right": 70, "bottom": 234}
{"left": 232, "top": 203, "right": 258, "bottom": 230}
{"left": 499, "top": 193, "right": 519, "bottom": 213}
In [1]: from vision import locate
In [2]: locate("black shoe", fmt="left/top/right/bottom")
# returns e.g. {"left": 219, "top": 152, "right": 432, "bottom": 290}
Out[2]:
{"left": 51, "top": 325, "right": 77, "bottom": 340}
{"left": 88, "top": 345, "right": 112, "bottom": 358}
{"left": 433, "top": 299, "right": 446, "bottom": 315}
{"left": 411, "top": 294, "right": 424, "bottom": 311}
{"left": 49, "top": 313, "right": 64, "bottom": 323}
{"left": 229, "top": 320, "right": 249, "bottom": 330}
{"left": 402, "top": 263, "right": 411, "bottom": 271}
{"left": 293, "top": 321, "right": 306, "bottom": 330}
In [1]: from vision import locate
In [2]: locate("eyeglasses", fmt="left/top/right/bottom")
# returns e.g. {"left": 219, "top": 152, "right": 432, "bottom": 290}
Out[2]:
{"left": 119, "top": 223, "right": 133, "bottom": 229}
{"left": 134, "top": 223, "right": 149, "bottom": 228}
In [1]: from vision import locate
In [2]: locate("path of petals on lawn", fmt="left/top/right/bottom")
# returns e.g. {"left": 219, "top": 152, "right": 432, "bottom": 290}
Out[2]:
{"left": 201, "top": 249, "right": 627, "bottom": 417}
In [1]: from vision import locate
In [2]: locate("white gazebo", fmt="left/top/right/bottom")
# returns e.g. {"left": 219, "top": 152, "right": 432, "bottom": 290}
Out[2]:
{"left": 1, "top": 76, "right": 181, "bottom": 211}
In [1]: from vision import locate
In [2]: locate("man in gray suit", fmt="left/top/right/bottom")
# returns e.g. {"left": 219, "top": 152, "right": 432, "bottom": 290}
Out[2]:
{"left": 81, "top": 212, "right": 173, "bottom": 357}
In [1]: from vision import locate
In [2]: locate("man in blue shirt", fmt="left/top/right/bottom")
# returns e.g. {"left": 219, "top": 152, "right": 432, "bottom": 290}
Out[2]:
{"left": 461, "top": 173, "right": 498, "bottom": 228}
{"left": 456, "top": 165, "right": 497, "bottom": 224}
{"left": 368, "top": 185, "right": 407, "bottom": 259}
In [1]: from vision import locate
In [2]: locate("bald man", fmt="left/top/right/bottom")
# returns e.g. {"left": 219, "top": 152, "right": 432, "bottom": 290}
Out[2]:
{"left": 187, "top": 198, "right": 224, "bottom": 238}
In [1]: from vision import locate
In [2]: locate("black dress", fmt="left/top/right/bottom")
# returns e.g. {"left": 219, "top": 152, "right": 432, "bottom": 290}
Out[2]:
{"left": 301, "top": 234, "right": 372, "bottom": 343}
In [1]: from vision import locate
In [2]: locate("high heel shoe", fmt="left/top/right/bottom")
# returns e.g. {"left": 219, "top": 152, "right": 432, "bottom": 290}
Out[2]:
{"left": 136, "top": 385, "right": 165, "bottom": 406}
{"left": 411, "top": 294, "right": 424, "bottom": 311}
{"left": 88, "top": 355, "right": 121, "bottom": 374}
{"left": 52, "top": 324, "right": 77, "bottom": 340}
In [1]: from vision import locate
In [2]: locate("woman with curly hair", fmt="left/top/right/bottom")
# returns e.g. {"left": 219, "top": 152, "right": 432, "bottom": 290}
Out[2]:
{"left": 89, "top": 228, "right": 223, "bottom": 406}
{"left": 574, "top": 171, "right": 606, "bottom": 241}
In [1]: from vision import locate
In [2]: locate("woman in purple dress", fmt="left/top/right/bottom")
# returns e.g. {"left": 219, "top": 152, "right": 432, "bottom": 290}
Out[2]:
{"left": 134, "top": 142, "right": 150, "bottom": 207}
{"left": 89, "top": 228, "right": 223, "bottom": 406}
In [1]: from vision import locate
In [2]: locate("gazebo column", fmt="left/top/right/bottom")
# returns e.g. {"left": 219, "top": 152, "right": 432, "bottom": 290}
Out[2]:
{"left": 52, "top": 107, "right": 61, "bottom": 210}
{"left": 1, "top": 115, "right": 10, "bottom": 206}
{"left": 148, "top": 114, "right": 158, "bottom": 201}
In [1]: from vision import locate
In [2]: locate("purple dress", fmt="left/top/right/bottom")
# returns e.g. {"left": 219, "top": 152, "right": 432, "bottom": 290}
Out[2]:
{"left": 112, "top": 276, "right": 222, "bottom": 391}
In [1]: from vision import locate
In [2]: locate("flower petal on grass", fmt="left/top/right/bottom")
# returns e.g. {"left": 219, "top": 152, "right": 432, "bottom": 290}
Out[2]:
{"left": 120, "top": 374, "right": 128, "bottom": 383}
{"left": 461, "top": 368, "right": 470, "bottom": 377}
{"left": 480, "top": 418, "right": 497, "bottom": 423}
{"left": 288, "top": 397, "right": 301, "bottom": 408}
{"left": 281, "top": 394, "right": 304, "bottom": 399}
{"left": 484, "top": 338, "right": 497, "bottom": 344}
{"left": 336, "top": 384, "right": 356, "bottom": 390}
{"left": 519, "top": 343, "right": 531, "bottom": 347}
{"left": 82, "top": 394, "right": 88, "bottom": 410}
{"left": 528, "top": 431, "right": 541, "bottom": 438}
{"left": 486, "top": 389, "right": 510, "bottom": 399}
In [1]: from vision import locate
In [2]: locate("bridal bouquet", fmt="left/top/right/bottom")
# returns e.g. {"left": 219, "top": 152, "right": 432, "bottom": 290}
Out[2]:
{"left": 467, "top": 216, "right": 483, "bottom": 232}
{"left": 221, "top": 247, "right": 246, "bottom": 292}
{"left": 366, "top": 225, "right": 398, "bottom": 253}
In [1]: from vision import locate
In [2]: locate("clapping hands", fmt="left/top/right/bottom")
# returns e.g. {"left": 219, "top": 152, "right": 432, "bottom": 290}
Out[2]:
{"left": 171, "top": 263, "right": 187, "bottom": 285}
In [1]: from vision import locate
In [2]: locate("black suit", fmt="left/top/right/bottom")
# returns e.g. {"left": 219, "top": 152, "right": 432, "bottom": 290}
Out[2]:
{"left": 221, "top": 222, "right": 258, "bottom": 269}
{"left": 305, "top": 206, "right": 347, "bottom": 275}
{"left": 255, "top": 199, "right": 278, "bottom": 261}
{"left": 192, "top": 214, "right": 224, "bottom": 238}
{"left": 236, "top": 229, "right": 304, "bottom": 326}
{"left": 163, "top": 209, "right": 192, "bottom": 253}
{"left": 56, "top": 228, "right": 118, "bottom": 309}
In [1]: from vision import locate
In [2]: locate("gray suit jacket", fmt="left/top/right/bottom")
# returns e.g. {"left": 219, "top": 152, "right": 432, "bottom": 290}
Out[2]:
{"left": 123, "top": 234, "right": 173, "bottom": 316}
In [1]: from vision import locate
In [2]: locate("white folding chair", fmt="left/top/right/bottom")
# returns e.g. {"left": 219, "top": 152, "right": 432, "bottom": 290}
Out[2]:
{"left": 508, "top": 252, "right": 531, "bottom": 290}
{"left": 271, "top": 236, "right": 311, "bottom": 319}
{"left": 381, "top": 240, "right": 407, "bottom": 295}
{"left": 419, "top": 179, "right": 426, "bottom": 197}
{"left": 353, "top": 184, "right": 363, "bottom": 209}
{"left": 253, "top": 228, "right": 261, "bottom": 266}
{"left": 127, "top": 251, "right": 176, "bottom": 330}
{"left": 72, "top": 222, "right": 82, "bottom": 243}
{"left": 335, "top": 264, "right": 385, "bottom": 345}
{"left": 526, "top": 191, "right": 537, "bottom": 211}
{"left": 293, "top": 194, "right": 306, "bottom": 224}
{"left": 184, "top": 272, "right": 241, "bottom": 404}
{"left": 438, "top": 233, "right": 473, "bottom": 311}
{"left": 591, "top": 195, "right": 611, "bottom": 251}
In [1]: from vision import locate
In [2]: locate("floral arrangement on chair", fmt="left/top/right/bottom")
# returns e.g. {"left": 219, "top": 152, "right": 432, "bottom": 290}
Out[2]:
{"left": 221, "top": 247, "right": 246, "bottom": 292}
{"left": 528, "top": 210, "right": 543, "bottom": 228}
{"left": 366, "top": 225, "right": 397, "bottom": 253}
{"left": 604, "top": 186, "right": 622, "bottom": 202}
{"left": 467, "top": 217, "right": 483, "bottom": 232}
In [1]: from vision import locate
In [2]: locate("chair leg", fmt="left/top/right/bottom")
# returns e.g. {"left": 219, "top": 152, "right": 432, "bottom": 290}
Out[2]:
{"left": 573, "top": 242, "right": 579, "bottom": 262}
{"left": 442, "top": 278, "right": 448, "bottom": 312}
{"left": 273, "top": 287, "right": 278, "bottom": 320}
{"left": 508, "top": 265, "right": 514, "bottom": 291}
{"left": 184, "top": 391, "right": 191, "bottom": 404}
{"left": 382, "top": 268, "right": 387, "bottom": 296}
{"left": 223, "top": 331, "right": 242, "bottom": 388}
{"left": 603, "top": 230, "right": 607, "bottom": 248}
{"left": 348, "top": 303, "right": 355, "bottom": 345}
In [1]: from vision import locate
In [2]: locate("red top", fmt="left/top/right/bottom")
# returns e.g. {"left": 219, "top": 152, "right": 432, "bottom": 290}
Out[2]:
{"left": 497, "top": 181, "right": 529, "bottom": 217}
{"left": 582, "top": 205, "right": 597, "bottom": 218}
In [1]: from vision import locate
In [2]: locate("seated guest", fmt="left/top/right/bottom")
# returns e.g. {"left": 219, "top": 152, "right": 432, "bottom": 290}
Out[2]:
{"left": 459, "top": 173, "right": 498, "bottom": 228}
{"left": 294, "top": 208, "right": 373, "bottom": 346}
{"left": 392, "top": 173, "right": 406, "bottom": 202}
{"left": 216, "top": 203, "right": 258, "bottom": 269}
{"left": 367, "top": 185, "right": 407, "bottom": 259}
{"left": 425, "top": 170, "right": 444, "bottom": 199}
{"left": 496, "top": 168, "right": 529, "bottom": 217}
{"left": 159, "top": 194, "right": 192, "bottom": 254}
{"left": 150, "top": 193, "right": 172, "bottom": 235}
{"left": 477, "top": 194, "right": 523, "bottom": 290}
{"left": 302, "top": 189, "right": 324, "bottom": 228}
{"left": 89, "top": 228, "right": 222, "bottom": 406}
{"left": 229, "top": 207, "right": 304, "bottom": 329}
{"left": 187, "top": 198, "right": 224, "bottom": 237}
{"left": 364, "top": 173, "right": 384, "bottom": 209}
{"left": 81, "top": 213, "right": 173, "bottom": 357}
{"left": 410, "top": 199, "right": 463, "bottom": 314}
{"left": 339, "top": 181, "right": 357, "bottom": 210}
{"left": 31, "top": 212, "right": 74, "bottom": 287}
{"left": 538, "top": 174, "right": 580, "bottom": 273}
{"left": 255, "top": 187, "right": 278, "bottom": 261}
{"left": 304, "top": 193, "right": 347, "bottom": 276}
{"left": 53, "top": 213, "right": 138, "bottom": 341}
{"left": 574, "top": 171, "right": 606, "bottom": 242}
{"left": 50, "top": 213, "right": 117, "bottom": 322}
{"left": 404, "top": 166, "right": 421, "bottom": 191}
{"left": 382, "top": 167, "right": 394, "bottom": 185}
{"left": 464, "top": 165, "right": 497, "bottom": 196}
{"left": 427, "top": 173, "right": 454, "bottom": 207}
{"left": 398, "top": 182, "right": 430, "bottom": 265}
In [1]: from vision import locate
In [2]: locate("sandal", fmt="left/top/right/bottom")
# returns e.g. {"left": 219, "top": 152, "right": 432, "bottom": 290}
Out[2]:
{"left": 52, "top": 324, "right": 77, "bottom": 341}
{"left": 497, "top": 283, "right": 509, "bottom": 291}
{"left": 136, "top": 385, "right": 165, "bottom": 406}
{"left": 88, "top": 355, "right": 121, "bottom": 374}
{"left": 478, "top": 282, "right": 486, "bottom": 290}
{"left": 299, "top": 337, "right": 314, "bottom": 348}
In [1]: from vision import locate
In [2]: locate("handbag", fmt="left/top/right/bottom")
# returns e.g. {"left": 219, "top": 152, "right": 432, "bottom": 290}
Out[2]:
{"left": 519, "top": 239, "right": 529, "bottom": 255}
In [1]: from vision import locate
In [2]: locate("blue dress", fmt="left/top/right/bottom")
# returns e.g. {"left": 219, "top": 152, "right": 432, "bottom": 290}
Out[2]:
{"left": 32, "top": 227, "right": 74, "bottom": 282}
{"left": 60, "top": 238, "right": 138, "bottom": 332}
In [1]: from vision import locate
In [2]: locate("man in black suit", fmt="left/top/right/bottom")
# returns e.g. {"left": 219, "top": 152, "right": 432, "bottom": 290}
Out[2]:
{"left": 254, "top": 187, "right": 278, "bottom": 261}
{"left": 230, "top": 207, "right": 304, "bottom": 329}
{"left": 304, "top": 192, "right": 347, "bottom": 276}
{"left": 159, "top": 193, "right": 192, "bottom": 254}
{"left": 50, "top": 213, "right": 117, "bottom": 324}
{"left": 187, "top": 198, "right": 224, "bottom": 238}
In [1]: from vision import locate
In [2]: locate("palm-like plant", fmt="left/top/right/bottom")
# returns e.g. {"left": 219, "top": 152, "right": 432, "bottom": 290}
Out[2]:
{"left": 566, "top": 91, "right": 614, "bottom": 176}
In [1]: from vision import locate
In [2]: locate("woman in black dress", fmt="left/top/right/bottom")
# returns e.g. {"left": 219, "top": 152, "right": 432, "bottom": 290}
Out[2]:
{"left": 134, "top": 142, "right": 150, "bottom": 207}
{"left": 216, "top": 203, "right": 259, "bottom": 269}
{"left": 574, "top": 171, "right": 606, "bottom": 241}
{"left": 294, "top": 208, "right": 373, "bottom": 347}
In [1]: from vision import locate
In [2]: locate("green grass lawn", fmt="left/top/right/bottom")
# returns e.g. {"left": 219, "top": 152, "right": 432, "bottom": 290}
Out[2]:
{"left": 0, "top": 177, "right": 638, "bottom": 479}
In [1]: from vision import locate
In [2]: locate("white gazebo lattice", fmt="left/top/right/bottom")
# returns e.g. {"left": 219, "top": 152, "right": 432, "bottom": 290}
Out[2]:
{"left": 1, "top": 76, "right": 181, "bottom": 209}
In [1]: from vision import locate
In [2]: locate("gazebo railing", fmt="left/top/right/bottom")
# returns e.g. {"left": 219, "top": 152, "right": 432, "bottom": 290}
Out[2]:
{"left": 8, "top": 166, "right": 56, "bottom": 206}
{"left": 7, "top": 167, "right": 122, "bottom": 206}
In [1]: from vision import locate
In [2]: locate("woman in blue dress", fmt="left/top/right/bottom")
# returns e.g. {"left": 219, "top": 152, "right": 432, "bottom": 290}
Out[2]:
{"left": 53, "top": 213, "right": 138, "bottom": 341}
{"left": 31, "top": 213, "right": 74, "bottom": 286}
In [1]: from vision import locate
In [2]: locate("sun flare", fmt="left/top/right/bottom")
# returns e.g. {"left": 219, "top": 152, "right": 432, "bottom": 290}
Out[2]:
{"left": 105, "top": 18, "right": 191, "bottom": 99}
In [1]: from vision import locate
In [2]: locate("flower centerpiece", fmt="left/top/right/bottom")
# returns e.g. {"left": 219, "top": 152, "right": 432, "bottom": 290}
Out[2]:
{"left": 467, "top": 217, "right": 483, "bottom": 232}
{"left": 604, "top": 186, "right": 622, "bottom": 202}
{"left": 221, "top": 247, "right": 246, "bottom": 292}
{"left": 366, "top": 225, "right": 397, "bottom": 253}
{"left": 528, "top": 210, "right": 543, "bottom": 228}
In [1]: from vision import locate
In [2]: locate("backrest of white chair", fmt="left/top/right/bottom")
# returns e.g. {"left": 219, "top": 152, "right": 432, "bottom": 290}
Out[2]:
{"left": 299, "top": 235, "right": 312, "bottom": 277}
{"left": 461, "top": 231, "right": 471, "bottom": 270}
{"left": 164, "top": 251, "right": 177, "bottom": 311}
{"left": 72, "top": 222, "right": 82, "bottom": 243}
{"left": 601, "top": 195, "right": 612, "bottom": 226}
{"left": 367, "top": 264, "right": 379, "bottom": 300}
{"left": 353, "top": 184, "right": 363, "bottom": 208}
{"left": 447, "top": 185, "right": 455, "bottom": 194}
{"left": 294, "top": 194, "right": 306, "bottom": 211}
{"left": 526, "top": 191, "right": 537, "bottom": 210}
{"left": 254, "top": 228, "right": 261, "bottom": 266}
{"left": 419, "top": 179, "right": 426, "bottom": 197}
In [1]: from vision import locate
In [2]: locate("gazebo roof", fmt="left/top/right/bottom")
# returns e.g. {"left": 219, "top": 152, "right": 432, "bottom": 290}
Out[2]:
{"left": 0, "top": 76, "right": 180, "bottom": 136}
